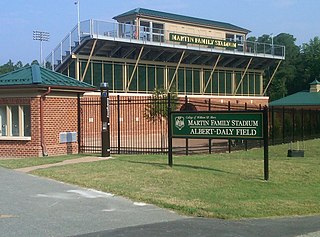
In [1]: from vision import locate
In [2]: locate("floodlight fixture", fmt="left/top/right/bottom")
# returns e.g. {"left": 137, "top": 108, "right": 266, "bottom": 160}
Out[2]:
{"left": 33, "top": 30, "right": 50, "bottom": 65}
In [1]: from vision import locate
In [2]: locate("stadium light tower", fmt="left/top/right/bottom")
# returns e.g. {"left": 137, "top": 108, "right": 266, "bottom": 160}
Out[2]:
{"left": 270, "top": 33, "right": 274, "bottom": 55}
{"left": 33, "top": 30, "right": 50, "bottom": 65}
{"left": 74, "top": 0, "right": 80, "bottom": 44}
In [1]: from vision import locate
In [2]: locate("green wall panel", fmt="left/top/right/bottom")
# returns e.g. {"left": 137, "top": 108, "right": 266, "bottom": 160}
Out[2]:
{"left": 226, "top": 72, "right": 232, "bottom": 95}
{"left": 128, "top": 64, "right": 137, "bottom": 91}
{"left": 249, "top": 74, "right": 255, "bottom": 95}
{"left": 193, "top": 69, "right": 200, "bottom": 94}
{"left": 235, "top": 72, "right": 242, "bottom": 95}
{"left": 69, "top": 61, "right": 75, "bottom": 79}
{"left": 114, "top": 64, "right": 123, "bottom": 91}
{"left": 148, "top": 66, "right": 156, "bottom": 91}
{"left": 93, "top": 63, "right": 102, "bottom": 87}
{"left": 156, "top": 67, "right": 164, "bottom": 89}
{"left": 212, "top": 72, "right": 218, "bottom": 94}
{"left": 204, "top": 70, "right": 211, "bottom": 94}
{"left": 103, "top": 63, "right": 113, "bottom": 89}
{"left": 255, "top": 74, "right": 261, "bottom": 95}
{"left": 186, "top": 69, "right": 192, "bottom": 93}
{"left": 178, "top": 69, "right": 185, "bottom": 93}
{"left": 138, "top": 66, "right": 146, "bottom": 92}
{"left": 219, "top": 72, "right": 225, "bottom": 95}
{"left": 81, "top": 62, "right": 91, "bottom": 85}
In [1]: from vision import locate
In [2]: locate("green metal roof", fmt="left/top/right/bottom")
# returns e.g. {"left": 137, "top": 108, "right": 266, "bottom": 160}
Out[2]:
{"left": 269, "top": 91, "right": 320, "bottom": 107}
{"left": 0, "top": 65, "right": 96, "bottom": 90}
{"left": 113, "top": 8, "right": 250, "bottom": 33}
{"left": 309, "top": 79, "right": 320, "bottom": 85}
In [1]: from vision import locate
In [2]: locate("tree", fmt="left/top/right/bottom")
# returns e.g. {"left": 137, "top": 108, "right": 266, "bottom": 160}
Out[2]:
{"left": 256, "top": 33, "right": 301, "bottom": 100}
{"left": 272, "top": 33, "right": 300, "bottom": 98}
{"left": 300, "top": 37, "right": 320, "bottom": 87}
{"left": 0, "top": 60, "right": 15, "bottom": 75}
{"left": 144, "top": 88, "right": 178, "bottom": 122}
{"left": 0, "top": 60, "right": 37, "bottom": 76}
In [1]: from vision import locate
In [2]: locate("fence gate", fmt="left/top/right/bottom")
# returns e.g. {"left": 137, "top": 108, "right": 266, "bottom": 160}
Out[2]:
{"left": 79, "top": 97, "right": 102, "bottom": 153}
{"left": 79, "top": 95, "right": 168, "bottom": 154}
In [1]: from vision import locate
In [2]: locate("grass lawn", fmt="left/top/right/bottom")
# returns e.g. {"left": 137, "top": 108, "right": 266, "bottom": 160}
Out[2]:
{"left": 0, "top": 154, "right": 88, "bottom": 169}
{"left": 1, "top": 140, "right": 320, "bottom": 219}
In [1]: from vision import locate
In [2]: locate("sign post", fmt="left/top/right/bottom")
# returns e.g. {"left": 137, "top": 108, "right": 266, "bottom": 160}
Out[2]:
{"left": 167, "top": 93, "right": 173, "bottom": 167}
{"left": 263, "top": 106, "right": 269, "bottom": 180}
{"left": 100, "top": 82, "right": 110, "bottom": 157}
{"left": 168, "top": 109, "right": 269, "bottom": 180}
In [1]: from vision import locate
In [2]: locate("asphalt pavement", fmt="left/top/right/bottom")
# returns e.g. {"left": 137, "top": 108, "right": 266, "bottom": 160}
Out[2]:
{"left": 1, "top": 167, "right": 319, "bottom": 237}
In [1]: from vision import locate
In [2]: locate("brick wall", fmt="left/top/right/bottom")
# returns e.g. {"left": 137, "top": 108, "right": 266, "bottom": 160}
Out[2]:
{"left": 0, "top": 95, "right": 79, "bottom": 158}
{"left": 0, "top": 97, "right": 41, "bottom": 158}
{"left": 42, "top": 97, "right": 79, "bottom": 156}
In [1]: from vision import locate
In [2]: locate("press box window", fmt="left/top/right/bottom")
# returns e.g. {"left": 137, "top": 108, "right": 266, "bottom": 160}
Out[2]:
{"left": 0, "top": 105, "right": 31, "bottom": 138}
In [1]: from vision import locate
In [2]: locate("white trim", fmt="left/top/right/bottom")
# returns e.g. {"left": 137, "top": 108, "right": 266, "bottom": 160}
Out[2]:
{"left": 179, "top": 94, "right": 269, "bottom": 100}
{"left": 84, "top": 91, "right": 269, "bottom": 100}
{"left": 0, "top": 136, "right": 31, "bottom": 141}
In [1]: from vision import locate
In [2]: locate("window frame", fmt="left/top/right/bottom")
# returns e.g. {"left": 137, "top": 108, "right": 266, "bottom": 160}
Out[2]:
{"left": 0, "top": 105, "right": 31, "bottom": 140}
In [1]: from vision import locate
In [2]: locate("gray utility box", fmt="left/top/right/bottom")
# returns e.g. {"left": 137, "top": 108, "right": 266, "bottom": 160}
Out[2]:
{"left": 287, "top": 149, "right": 304, "bottom": 157}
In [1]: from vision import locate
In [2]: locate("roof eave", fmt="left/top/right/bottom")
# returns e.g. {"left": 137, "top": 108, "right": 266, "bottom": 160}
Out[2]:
{"left": 113, "top": 9, "right": 250, "bottom": 34}
{"left": 0, "top": 84, "right": 97, "bottom": 92}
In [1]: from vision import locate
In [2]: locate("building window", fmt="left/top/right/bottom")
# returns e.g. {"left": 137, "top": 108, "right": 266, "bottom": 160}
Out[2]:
{"left": 0, "top": 105, "right": 31, "bottom": 139}
{"left": 226, "top": 33, "right": 243, "bottom": 43}
{"left": 226, "top": 33, "right": 234, "bottom": 41}
{"left": 152, "top": 22, "right": 164, "bottom": 42}
{"left": 140, "top": 21, "right": 151, "bottom": 41}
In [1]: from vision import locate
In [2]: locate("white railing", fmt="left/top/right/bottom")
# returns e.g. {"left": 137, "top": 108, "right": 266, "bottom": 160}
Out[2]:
{"left": 45, "top": 19, "right": 285, "bottom": 70}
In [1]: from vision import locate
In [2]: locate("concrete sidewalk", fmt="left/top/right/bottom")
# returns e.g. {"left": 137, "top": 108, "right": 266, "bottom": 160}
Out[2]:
{"left": 0, "top": 167, "right": 186, "bottom": 237}
{"left": 14, "top": 156, "right": 111, "bottom": 173}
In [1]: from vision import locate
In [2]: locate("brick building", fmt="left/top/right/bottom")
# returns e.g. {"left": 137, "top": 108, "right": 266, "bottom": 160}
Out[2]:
{"left": 0, "top": 64, "right": 95, "bottom": 158}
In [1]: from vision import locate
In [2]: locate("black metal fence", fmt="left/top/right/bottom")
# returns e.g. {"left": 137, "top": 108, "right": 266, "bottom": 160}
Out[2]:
{"left": 270, "top": 107, "right": 320, "bottom": 145}
{"left": 79, "top": 95, "right": 320, "bottom": 155}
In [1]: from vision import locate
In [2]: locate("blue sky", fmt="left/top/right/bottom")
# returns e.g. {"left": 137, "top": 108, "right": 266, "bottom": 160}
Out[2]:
{"left": 0, "top": 0, "right": 319, "bottom": 65}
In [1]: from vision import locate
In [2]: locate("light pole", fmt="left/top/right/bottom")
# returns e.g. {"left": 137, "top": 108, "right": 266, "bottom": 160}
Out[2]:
{"left": 270, "top": 33, "right": 274, "bottom": 55}
{"left": 74, "top": 0, "right": 80, "bottom": 44}
{"left": 33, "top": 30, "right": 50, "bottom": 65}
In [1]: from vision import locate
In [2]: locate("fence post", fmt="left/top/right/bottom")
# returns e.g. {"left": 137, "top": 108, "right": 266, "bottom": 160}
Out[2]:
{"left": 263, "top": 106, "right": 269, "bottom": 181}
{"left": 228, "top": 101, "right": 231, "bottom": 153}
{"left": 185, "top": 95, "right": 189, "bottom": 156}
{"left": 168, "top": 93, "right": 173, "bottom": 167}
{"left": 259, "top": 104, "right": 262, "bottom": 148}
{"left": 244, "top": 102, "right": 248, "bottom": 151}
{"left": 100, "top": 83, "right": 110, "bottom": 157}
{"left": 292, "top": 108, "right": 295, "bottom": 142}
{"left": 309, "top": 109, "right": 312, "bottom": 137}
{"left": 271, "top": 106, "right": 275, "bottom": 145}
{"left": 282, "top": 106, "right": 285, "bottom": 143}
{"left": 117, "top": 95, "right": 121, "bottom": 154}
{"left": 301, "top": 108, "right": 304, "bottom": 141}
{"left": 208, "top": 99, "right": 212, "bottom": 154}
{"left": 77, "top": 93, "right": 81, "bottom": 153}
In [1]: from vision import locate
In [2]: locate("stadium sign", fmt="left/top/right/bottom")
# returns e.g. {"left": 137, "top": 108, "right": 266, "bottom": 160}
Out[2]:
{"left": 168, "top": 109, "right": 269, "bottom": 180}
{"left": 171, "top": 112, "right": 263, "bottom": 139}
{"left": 169, "top": 33, "right": 237, "bottom": 48}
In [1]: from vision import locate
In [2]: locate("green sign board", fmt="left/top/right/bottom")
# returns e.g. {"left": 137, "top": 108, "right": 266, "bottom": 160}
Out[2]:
{"left": 171, "top": 112, "right": 263, "bottom": 139}
{"left": 169, "top": 33, "right": 238, "bottom": 48}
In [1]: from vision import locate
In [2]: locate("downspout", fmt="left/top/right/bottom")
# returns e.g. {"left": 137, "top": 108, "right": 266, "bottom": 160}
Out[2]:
{"left": 40, "top": 87, "right": 51, "bottom": 156}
